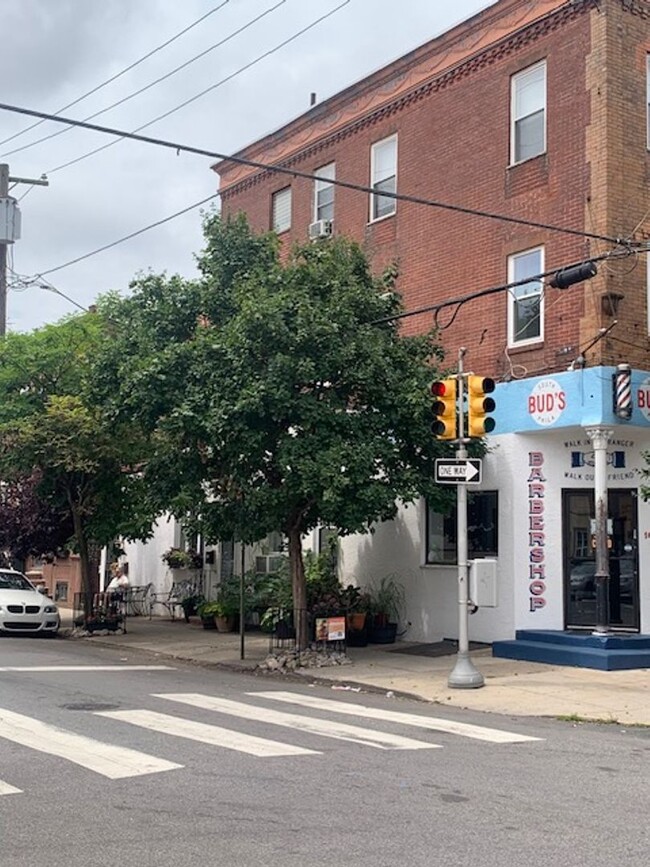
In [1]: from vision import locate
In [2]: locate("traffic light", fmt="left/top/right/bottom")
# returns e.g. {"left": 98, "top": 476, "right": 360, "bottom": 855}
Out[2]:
{"left": 549, "top": 260, "right": 597, "bottom": 289}
{"left": 430, "top": 378, "right": 457, "bottom": 440}
{"left": 467, "top": 375, "right": 496, "bottom": 437}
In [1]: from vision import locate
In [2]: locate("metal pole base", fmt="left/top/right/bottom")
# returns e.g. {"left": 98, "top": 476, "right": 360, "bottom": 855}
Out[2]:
{"left": 448, "top": 652, "right": 485, "bottom": 689}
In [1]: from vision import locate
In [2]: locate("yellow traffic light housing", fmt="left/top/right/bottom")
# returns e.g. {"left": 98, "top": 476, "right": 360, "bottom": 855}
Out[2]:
{"left": 430, "top": 378, "right": 457, "bottom": 440}
{"left": 467, "top": 375, "right": 496, "bottom": 437}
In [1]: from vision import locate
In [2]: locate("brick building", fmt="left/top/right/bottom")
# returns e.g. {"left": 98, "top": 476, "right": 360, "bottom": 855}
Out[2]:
{"left": 214, "top": 0, "right": 650, "bottom": 662}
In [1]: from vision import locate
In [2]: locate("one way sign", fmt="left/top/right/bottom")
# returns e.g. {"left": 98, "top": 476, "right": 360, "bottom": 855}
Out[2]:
{"left": 435, "top": 458, "right": 482, "bottom": 484}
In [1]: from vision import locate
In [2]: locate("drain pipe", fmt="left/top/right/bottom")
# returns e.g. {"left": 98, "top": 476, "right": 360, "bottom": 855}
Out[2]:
{"left": 585, "top": 426, "right": 613, "bottom": 635}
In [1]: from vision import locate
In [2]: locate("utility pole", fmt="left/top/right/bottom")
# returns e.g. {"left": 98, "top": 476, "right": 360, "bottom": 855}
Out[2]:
{"left": 0, "top": 163, "right": 49, "bottom": 336}
{"left": 448, "top": 347, "right": 485, "bottom": 689}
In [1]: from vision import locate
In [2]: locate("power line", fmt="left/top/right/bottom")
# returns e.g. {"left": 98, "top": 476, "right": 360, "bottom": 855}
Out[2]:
{"left": 37, "top": 192, "right": 219, "bottom": 278}
{"left": 1, "top": 0, "right": 285, "bottom": 160}
{"left": 43, "top": 0, "right": 350, "bottom": 177}
{"left": 372, "top": 248, "right": 638, "bottom": 328}
{"left": 0, "top": 99, "right": 628, "bottom": 249}
{"left": 0, "top": 1, "right": 230, "bottom": 153}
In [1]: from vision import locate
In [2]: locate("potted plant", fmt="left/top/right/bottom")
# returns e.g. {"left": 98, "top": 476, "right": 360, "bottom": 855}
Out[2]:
{"left": 197, "top": 600, "right": 219, "bottom": 629}
{"left": 179, "top": 593, "right": 204, "bottom": 623}
{"left": 366, "top": 574, "right": 405, "bottom": 644}
{"left": 162, "top": 548, "right": 203, "bottom": 570}
{"left": 339, "top": 584, "right": 372, "bottom": 646}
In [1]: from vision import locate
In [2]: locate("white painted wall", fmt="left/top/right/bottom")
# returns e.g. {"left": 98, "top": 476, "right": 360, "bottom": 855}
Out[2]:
{"left": 121, "top": 517, "right": 177, "bottom": 599}
{"left": 339, "top": 424, "right": 650, "bottom": 643}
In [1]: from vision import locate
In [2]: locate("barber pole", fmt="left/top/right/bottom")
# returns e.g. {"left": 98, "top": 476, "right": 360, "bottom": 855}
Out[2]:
{"left": 613, "top": 364, "right": 632, "bottom": 419}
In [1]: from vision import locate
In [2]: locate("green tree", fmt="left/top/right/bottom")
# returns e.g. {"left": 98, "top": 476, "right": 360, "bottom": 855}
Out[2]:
{"left": 94, "top": 214, "right": 452, "bottom": 646}
{"left": 0, "top": 315, "right": 152, "bottom": 596}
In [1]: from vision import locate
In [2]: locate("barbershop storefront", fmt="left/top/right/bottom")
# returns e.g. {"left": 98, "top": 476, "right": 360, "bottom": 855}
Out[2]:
{"left": 340, "top": 366, "right": 650, "bottom": 649}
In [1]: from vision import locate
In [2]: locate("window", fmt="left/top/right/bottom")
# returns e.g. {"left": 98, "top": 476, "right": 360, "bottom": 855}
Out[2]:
{"left": 314, "top": 163, "right": 335, "bottom": 223}
{"left": 426, "top": 491, "right": 498, "bottom": 564}
{"left": 55, "top": 581, "right": 69, "bottom": 602}
{"left": 370, "top": 135, "right": 397, "bottom": 221}
{"left": 511, "top": 61, "right": 546, "bottom": 164}
{"left": 508, "top": 246, "right": 544, "bottom": 346}
{"left": 272, "top": 187, "right": 292, "bottom": 233}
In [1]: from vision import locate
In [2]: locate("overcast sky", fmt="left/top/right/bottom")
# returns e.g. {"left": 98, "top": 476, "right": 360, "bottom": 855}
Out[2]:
{"left": 0, "top": 0, "right": 494, "bottom": 332}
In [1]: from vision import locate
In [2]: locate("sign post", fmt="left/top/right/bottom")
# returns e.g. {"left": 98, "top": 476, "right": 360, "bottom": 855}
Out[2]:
{"left": 447, "top": 349, "right": 485, "bottom": 690}
{"left": 435, "top": 458, "right": 482, "bottom": 484}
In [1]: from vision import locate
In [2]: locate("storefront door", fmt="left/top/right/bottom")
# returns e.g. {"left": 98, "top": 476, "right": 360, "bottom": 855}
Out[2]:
{"left": 563, "top": 489, "right": 639, "bottom": 631}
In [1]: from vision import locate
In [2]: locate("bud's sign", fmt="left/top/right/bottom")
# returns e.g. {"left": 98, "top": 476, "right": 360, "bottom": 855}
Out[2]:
{"left": 638, "top": 376, "right": 650, "bottom": 422}
{"left": 528, "top": 379, "right": 566, "bottom": 426}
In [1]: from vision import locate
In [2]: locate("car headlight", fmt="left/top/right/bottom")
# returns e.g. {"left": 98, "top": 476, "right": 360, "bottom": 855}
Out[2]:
{"left": 43, "top": 605, "right": 58, "bottom": 614}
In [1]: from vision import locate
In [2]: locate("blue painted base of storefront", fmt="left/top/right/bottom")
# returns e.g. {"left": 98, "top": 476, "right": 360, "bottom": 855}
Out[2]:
{"left": 492, "top": 630, "right": 650, "bottom": 670}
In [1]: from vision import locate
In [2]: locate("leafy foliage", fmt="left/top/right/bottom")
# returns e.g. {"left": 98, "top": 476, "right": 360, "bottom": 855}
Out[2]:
{"left": 0, "top": 470, "right": 74, "bottom": 564}
{"left": 92, "top": 214, "right": 452, "bottom": 644}
{"left": 0, "top": 314, "right": 153, "bottom": 594}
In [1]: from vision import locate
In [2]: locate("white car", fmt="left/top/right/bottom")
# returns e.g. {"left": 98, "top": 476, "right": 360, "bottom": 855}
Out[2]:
{"left": 0, "top": 569, "right": 60, "bottom": 635}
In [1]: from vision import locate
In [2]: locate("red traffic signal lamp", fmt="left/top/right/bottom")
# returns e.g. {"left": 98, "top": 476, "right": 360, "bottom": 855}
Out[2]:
{"left": 430, "top": 378, "right": 457, "bottom": 440}
{"left": 467, "top": 375, "right": 496, "bottom": 437}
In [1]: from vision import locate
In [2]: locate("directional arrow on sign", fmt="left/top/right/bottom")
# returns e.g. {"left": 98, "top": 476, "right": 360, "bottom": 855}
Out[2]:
{"left": 435, "top": 458, "right": 482, "bottom": 484}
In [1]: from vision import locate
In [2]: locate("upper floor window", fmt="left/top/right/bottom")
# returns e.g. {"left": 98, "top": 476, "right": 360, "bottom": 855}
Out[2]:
{"left": 426, "top": 491, "right": 498, "bottom": 564}
{"left": 508, "top": 246, "right": 544, "bottom": 346}
{"left": 511, "top": 61, "right": 546, "bottom": 164}
{"left": 314, "top": 163, "right": 335, "bottom": 223}
{"left": 272, "top": 186, "right": 291, "bottom": 233}
{"left": 370, "top": 135, "right": 397, "bottom": 221}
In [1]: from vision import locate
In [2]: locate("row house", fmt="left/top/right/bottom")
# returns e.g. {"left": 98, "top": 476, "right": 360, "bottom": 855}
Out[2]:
{"left": 214, "top": 0, "right": 650, "bottom": 663}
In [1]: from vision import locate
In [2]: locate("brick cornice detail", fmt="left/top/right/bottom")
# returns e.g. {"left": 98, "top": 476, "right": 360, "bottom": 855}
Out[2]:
{"left": 621, "top": 0, "right": 650, "bottom": 17}
{"left": 221, "top": 1, "right": 597, "bottom": 200}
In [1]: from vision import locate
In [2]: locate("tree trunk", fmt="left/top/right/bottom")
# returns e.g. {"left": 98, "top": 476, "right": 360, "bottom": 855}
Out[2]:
{"left": 287, "top": 525, "right": 308, "bottom": 650}
{"left": 70, "top": 504, "right": 93, "bottom": 615}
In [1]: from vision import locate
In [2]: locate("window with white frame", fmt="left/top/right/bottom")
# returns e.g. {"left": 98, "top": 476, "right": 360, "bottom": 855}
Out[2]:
{"left": 508, "top": 246, "right": 544, "bottom": 346}
{"left": 426, "top": 491, "right": 498, "bottom": 564}
{"left": 272, "top": 186, "right": 292, "bottom": 233}
{"left": 511, "top": 61, "right": 546, "bottom": 164}
{"left": 314, "top": 163, "right": 335, "bottom": 223}
{"left": 370, "top": 135, "right": 397, "bottom": 221}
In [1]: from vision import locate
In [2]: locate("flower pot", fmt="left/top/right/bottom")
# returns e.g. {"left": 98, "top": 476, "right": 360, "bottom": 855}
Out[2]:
{"left": 215, "top": 615, "right": 236, "bottom": 633}
{"left": 346, "top": 626, "right": 368, "bottom": 647}
{"left": 200, "top": 615, "right": 217, "bottom": 630}
{"left": 347, "top": 612, "right": 367, "bottom": 631}
{"left": 368, "top": 622, "right": 397, "bottom": 644}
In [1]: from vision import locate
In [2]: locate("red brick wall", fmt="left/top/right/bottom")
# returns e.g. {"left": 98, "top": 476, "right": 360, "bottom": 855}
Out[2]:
{"left": 218, "top": 0, "right": 650, "bottom": 379}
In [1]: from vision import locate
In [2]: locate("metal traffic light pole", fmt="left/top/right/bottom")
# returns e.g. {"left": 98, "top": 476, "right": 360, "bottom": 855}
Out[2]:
{"left": 448, "top": 347, "right": 485, "bottom": 689}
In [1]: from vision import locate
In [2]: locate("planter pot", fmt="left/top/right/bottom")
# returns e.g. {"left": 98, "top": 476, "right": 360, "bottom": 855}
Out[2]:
{"left": 200, "top": 615, "right": 217, "bottom": 630}
{"left": 215, "top": 615, "right": 236, "bottom": 633}
{"left": 368, "top": 622, "right": 397, "bottom": 644}
{"left": 347, "top": 612, "right": 367, "bottom": 631}
{"left": 86, "top": 618, "right": 121, "bottom": 633}
{"left": 346, "top": 627, "right": 368, "bottom": 647}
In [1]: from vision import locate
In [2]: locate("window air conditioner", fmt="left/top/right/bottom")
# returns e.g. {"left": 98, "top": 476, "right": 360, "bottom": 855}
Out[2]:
{"left": 308, "top": 219, "right": 333, "bottom": 240}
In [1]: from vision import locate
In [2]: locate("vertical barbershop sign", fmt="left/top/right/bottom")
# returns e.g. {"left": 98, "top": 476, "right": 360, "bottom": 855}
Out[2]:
{"left": 528, "top": 452, "right": 546, "bottom": 611}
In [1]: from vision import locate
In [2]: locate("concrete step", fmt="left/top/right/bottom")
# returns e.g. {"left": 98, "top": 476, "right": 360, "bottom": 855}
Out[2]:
{"left": 493, "top": 634, "right": 650, "bottom": 671}
{"left": 514, "top": 629, "right": 650, "bottom": 650}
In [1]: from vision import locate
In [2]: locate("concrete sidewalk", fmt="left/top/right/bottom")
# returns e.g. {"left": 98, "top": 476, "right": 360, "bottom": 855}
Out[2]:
{"left": 62, "top": 615, "right": 650, "bottom": 726}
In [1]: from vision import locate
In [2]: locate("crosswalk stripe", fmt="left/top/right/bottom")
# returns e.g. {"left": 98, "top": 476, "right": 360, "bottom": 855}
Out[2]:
{"left": 0, "top": 780, "right": 22, "bottom": 796}
{"left": 0, "top": 708, "right": 183, "bottom": 779}
{"left": 154, "top": 693, "right": 440, "bottom": 750}
{"left": 97, "top": 709, "right": 320, "bottom": 758}
{"left": 249, "top": 692, "right": 543, "bottom": 744}
{"left": 0, "top": 666, "right": 175, "bottom": 672}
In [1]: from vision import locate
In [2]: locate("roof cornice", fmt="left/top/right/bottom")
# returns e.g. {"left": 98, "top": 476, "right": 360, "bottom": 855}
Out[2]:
{"left": 218, "top": 0, "right": 598, "bottom": 197}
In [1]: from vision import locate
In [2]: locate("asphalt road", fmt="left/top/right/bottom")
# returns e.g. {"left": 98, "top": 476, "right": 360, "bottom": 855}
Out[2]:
{"left": 0, "top": 635, "right": 648, "bottom": 867}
